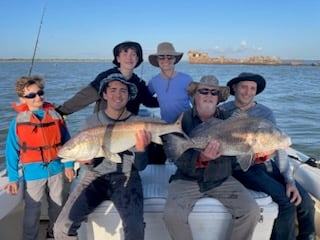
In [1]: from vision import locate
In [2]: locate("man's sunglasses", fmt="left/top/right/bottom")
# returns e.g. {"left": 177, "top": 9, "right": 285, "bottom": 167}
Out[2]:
{"left": 198, "top": 88, "right": 219, "bottom": 96}
{"left": 158, "top": 55, "right": 175, "bottom": 60}
{"left": 23, "top": 89, "right": 45, "bottom": 99}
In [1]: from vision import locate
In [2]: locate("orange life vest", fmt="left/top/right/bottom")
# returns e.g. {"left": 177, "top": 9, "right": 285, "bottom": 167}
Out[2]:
{"left": 13, "top": 102, "right": 64, "bottom": 164}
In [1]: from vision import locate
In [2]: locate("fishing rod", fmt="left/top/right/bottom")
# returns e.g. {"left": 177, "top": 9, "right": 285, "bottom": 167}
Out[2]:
{"left": 28, "top": 4, "right": 47, "bottom": 76}
{"left": 289, "top": 154, "right": 320, "bottom": 169}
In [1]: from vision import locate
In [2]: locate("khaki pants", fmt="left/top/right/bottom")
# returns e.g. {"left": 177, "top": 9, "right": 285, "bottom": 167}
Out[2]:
{"left": 163, "top": 176, "right": 260, "bottom": 240}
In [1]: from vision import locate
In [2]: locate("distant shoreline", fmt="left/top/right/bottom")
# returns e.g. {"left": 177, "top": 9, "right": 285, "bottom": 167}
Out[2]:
{"left": 0, "top": 59, "right": 112, "bottom": 62}
{"left": 1, "top": 58, "right": 319, "bottom": 66}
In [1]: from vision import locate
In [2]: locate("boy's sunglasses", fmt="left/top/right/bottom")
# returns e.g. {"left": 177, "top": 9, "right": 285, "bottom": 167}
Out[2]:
{"left": 198, "top": 88, "right": 219, "bottom": 96}
{"left": 23, "top": 89, "right": 45, "bottom": 99}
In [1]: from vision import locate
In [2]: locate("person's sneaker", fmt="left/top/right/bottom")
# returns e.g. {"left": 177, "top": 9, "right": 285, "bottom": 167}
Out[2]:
{"left": 46, "top": 231, "right": 54, "bottom": 239}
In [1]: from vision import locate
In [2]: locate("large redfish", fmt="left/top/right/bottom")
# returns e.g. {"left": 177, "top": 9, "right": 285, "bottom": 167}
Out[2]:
{"left": 58, "top": 115, "right": 185, "bottom": 163}
{"left": 162, "top": 115, "right": 292, "bottom": 171}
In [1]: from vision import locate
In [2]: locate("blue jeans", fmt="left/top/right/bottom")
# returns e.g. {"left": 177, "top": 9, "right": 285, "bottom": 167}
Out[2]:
{"left": 54, "top": 170, "right": 144, "bottom": 240}
{"left": 233, "top": 160, "right": 315, "bottom": 240}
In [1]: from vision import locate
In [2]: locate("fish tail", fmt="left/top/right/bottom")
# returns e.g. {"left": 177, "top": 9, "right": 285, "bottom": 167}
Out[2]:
{"left": 173, "top": 113, "right": 190, "bottom": 139}
{"left": 174, "top": 113, "right": 184, "bottom": 133}
{"left": 162, "top": 133, "right": 193, "bottom": 162}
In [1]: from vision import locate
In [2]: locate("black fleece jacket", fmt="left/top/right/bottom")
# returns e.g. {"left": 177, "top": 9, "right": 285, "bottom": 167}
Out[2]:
{"left": 57, "top": 67, "right": 159, "bottom": 115}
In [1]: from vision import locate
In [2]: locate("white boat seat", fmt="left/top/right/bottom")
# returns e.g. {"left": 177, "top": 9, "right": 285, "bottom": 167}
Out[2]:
{"left": 77, "top": 163, "right": 278, "bottom": 240}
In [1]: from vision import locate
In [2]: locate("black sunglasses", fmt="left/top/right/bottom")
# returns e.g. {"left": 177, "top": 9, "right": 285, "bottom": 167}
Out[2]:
{"left": 158, "top": 55, "right": 175, "bottom": 60}
{"left": 198, "top": 88, "right": 219, "bottom": 96}
{"left": 23, "top": 89, "right": 45, "bottom": 99}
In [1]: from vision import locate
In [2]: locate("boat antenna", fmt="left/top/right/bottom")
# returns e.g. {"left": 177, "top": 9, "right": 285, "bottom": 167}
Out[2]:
{"left": 28, "top": 4, "right": 47, "bottom": 76}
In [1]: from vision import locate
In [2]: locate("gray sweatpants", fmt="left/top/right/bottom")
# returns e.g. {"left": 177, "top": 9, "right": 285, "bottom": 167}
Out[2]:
{"left": 163, "top": 176, "right": 260, "bottom": 240}
{"left": 23, "top": 173, "right": 64, "bottom": 240}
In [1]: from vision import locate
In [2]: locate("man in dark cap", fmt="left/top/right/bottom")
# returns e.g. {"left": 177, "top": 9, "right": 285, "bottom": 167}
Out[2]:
{"left": 54, "top": 73, "right": 152, "bottom": 240}
{"left": 56, "top": 41, "right": 159, "bottom": 116}
{"left": 221, "top": 72, "right": 315, "bottom": 240}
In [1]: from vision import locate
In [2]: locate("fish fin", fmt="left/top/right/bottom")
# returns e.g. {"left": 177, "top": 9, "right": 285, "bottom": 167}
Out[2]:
{"left": 101, "top": 144, "right": 122, "bottom": 163}
{"left": 161, "top": 133, "right": 192, "bottom": 162}
{"left": 108, "top": 153, "right": 122, "bottom": 163}
{"left": 130, "top": 116, "right": 165, "bottom": 123}
{"left": 153, "top": 136, "right": 163, "bottom": 145}
{"left": 104, "top": 153, "right": 122, "bottom": 163}
{"left": 236, "top": 154, "right": 253, "bottom": 171}
{"left": 229, "top": 109, "right": 249, "bottom": 119}
{"left": 61, "top": 158, "right": 74, "bottom": 163}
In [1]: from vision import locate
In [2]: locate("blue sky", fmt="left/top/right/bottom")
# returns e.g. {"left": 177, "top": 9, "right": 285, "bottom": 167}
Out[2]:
{"left": 1, "top": 0, "right": 319, "bottom": 60}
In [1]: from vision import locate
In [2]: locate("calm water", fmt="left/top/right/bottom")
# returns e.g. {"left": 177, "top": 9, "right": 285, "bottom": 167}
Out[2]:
{"left": 0, "top": 61, "right": 319, "bottom": 167}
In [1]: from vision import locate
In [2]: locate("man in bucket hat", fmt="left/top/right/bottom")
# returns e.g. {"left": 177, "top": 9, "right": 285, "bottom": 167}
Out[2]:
{"left": 99, "top": 73, "right": 138, "bottom": 100}
{"left": 162, "top": 75, "right": 260, "bottom": 240}
{"left": 147, "top": 42, "right": 193, "bottom": 164}
{"left": 221, "top": 72, "right": 316, "bottom": 240}
{"left": 56, "top": 41, "right": 159, "bottom": 117}
{"left": 54, "top": 73, "right": 152, "bottom": 240}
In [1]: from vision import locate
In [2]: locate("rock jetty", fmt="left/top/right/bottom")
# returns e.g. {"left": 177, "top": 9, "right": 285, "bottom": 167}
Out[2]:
{"left": 188, "top": 50, "right": 284, "bottom": 65}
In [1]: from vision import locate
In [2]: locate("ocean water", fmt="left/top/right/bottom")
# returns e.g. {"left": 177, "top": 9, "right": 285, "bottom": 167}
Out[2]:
{"left": 0, "top": 61, "right": 319, "bottom": 167}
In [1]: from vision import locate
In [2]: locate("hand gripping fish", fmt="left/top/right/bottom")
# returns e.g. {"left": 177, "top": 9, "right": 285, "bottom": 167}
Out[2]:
{"left": 161, "top": 115, "right": 292, "bottom": 171}
{"left": 58, "top": 114, "right": 186, "bottom": 163}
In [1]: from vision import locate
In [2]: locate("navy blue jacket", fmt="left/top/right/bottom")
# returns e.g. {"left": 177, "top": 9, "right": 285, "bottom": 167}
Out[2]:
{"left": 169, "top": 107, "right": 236, "bottom": 192}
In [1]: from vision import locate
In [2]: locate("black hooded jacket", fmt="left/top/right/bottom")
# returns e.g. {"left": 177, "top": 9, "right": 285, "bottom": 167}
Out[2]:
{"left": 56, "top": 67, "right": 159, "bottom": 115}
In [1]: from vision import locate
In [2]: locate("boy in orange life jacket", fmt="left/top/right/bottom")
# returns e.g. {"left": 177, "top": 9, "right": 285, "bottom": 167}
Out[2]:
{"left": 4, "top": 75, "right": 74, "bottom": 240}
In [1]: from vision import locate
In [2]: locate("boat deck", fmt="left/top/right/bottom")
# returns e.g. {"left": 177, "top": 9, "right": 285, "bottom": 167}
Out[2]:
{"left": 0, "top": 201, "right": 49, "bottom": 240}
{"left": 1, "top": 189, "right": 319, "bottom": 240}
{"left": 1, "top": 158, "right": 319, "bottom": 240}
